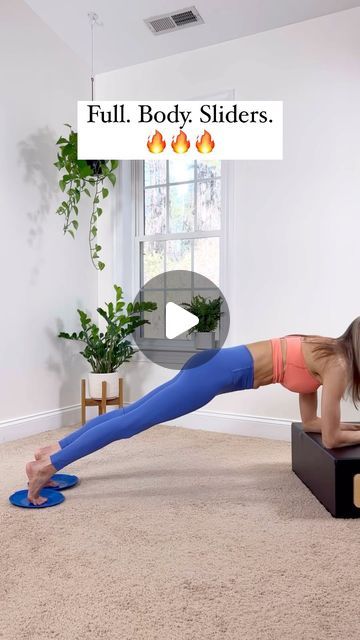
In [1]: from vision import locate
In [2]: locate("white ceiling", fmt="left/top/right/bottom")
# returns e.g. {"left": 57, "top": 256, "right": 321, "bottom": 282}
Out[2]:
{"left": 25, "top": 0, "right": 360, "bottom": 73}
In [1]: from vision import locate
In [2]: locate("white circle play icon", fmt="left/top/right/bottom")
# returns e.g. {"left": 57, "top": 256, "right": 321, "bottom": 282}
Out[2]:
{"left": 165, "top": 302, "right": 199, "bottom": 340}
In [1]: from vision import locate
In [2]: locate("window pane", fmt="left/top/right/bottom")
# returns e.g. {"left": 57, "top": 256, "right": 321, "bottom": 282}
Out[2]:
{"left": 197, "top": 180, "right": 221, "bottom": 231}
{"left": 194, "top": 237, "right": 219, "bottom": 285}
{"left": 142, "top": 290, "right": 165, "bottom": 338}
{"left": 139, "top": 159, "right": 222, "bottom": 344}
{"left": 169, "top": 159, "right": 194, "bottom": 184}
{"left": 169, "top": 183, "right": 195, "bottom": 233}
{"left": 144, "top": 186, "right": 166, "bottom": 235}
{"left": 144, "top": 160, "right": 166, "bottom": 186}
{"left": 165, "top": 289, "right": 193, "bottom": 340}
{"left": 165, "top": 267, "right": 192, "bottom": 290}
{"left": 166, "top": 239, "right": 191, "bottom": 272}
{"left": 166, "top": 289, "right": 192, "bottom": 308}
{"left": 196, "top": 159, "right": 221, "bottom": 180}
{"left": 142, "top": 241, "right": 165, "bottom": 284}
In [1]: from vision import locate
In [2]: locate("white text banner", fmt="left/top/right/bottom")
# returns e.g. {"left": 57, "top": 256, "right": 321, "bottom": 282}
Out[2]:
{"left": 77, "top": 100, "right": 283, "bottom": 160}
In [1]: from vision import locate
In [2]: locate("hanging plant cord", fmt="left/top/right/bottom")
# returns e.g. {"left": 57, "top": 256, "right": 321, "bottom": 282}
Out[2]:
{"left": 54, "top": 11, "right": 118, "bottom": 271}
{"left": 89, "top": 11, "right": 99, "bottom": 101}
{"left": 87, "top": 12, "right": 104, "bottom": 174}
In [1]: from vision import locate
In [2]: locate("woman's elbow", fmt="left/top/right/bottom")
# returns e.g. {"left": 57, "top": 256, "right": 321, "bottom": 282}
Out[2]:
{"left": 322, "top": 434, "right": 341, "bottom": 449}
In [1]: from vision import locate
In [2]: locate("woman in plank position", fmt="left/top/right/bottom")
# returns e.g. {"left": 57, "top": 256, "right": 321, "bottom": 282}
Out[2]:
{"left": 27, "top": 317, "right": 360, "bottom": 505}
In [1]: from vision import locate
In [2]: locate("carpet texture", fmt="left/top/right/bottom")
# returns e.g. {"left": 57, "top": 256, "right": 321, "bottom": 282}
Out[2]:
{"left": 1, "top": 423, "right": 360, "bottom": 640}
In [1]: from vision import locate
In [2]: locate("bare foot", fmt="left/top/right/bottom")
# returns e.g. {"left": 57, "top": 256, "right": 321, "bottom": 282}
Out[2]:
{"left": 26, "top": 458, "right": 57, "bottom": 506}
{"left": 33, "top": 444, "right": 61, "bottom": 487}
{"left": 27, "top": 478, "right": 59, "bottom": 488}
{"left": 34, "top": 443, "right": 60, "bottom": 461}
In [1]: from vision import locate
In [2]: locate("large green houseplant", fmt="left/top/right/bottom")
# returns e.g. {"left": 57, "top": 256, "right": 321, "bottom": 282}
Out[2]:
{"left": 58, "top": 284, "right": 157, "bottom": 399}
{"left": 54, "top": 124, "right": 119, "bottom": 271}
{"left": 182, "top": 295, "right": 223, "bottom": 350}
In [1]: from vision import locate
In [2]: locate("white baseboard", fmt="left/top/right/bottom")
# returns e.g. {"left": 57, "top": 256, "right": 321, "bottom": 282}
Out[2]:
{"left": 0, "top": 405, "right": 81, "bottom": 444}
{"left": 164, "top": 409, "right": 292, "bottom": 442}
{"left": 0, "top": 403, "right": 292, "bottom": 445}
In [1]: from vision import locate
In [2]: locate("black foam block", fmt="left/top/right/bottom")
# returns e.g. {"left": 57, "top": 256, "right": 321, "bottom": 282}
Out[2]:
{"left": 291, "top": 421, "right": 360, "bottom": 518}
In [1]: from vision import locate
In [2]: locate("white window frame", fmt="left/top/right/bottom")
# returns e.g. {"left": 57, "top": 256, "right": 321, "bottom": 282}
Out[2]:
{"left": 131, "top": 155, "right": 231, "bottom": 355}
{"left": 112, "top": 89, "right": 235, "bottom": 359}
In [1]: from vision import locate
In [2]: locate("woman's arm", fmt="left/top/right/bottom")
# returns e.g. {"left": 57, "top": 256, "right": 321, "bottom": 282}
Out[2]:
{"left": 299, "top": 391, "right": 360, "bottom": 435}
{"left": 299, "top": 363, "right": 360, "bottom": 445}
{"left": 319, "top": 365, "right": 360, "bottom": 448}
{"left": 299, "top": 392, "right": 321, "bottom": 432}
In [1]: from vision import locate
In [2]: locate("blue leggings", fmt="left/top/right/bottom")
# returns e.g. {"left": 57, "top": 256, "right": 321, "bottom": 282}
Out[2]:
{"left": 50, "top": 346, "right": 254, "bottom": 471}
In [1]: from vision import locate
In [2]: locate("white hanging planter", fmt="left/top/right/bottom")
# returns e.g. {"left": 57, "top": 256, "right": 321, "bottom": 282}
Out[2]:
{"left": 194, "top": 331, "right": 216, "bottom": 350}
{"left": 88, "top": 372, "right": 120, "bottom": 399}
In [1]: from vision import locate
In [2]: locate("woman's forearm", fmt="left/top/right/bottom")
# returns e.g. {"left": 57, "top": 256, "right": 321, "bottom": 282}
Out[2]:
{"left": 302, "top": 417, "right": 360, "bottom": 434}
{"left": 332, "top": 429, "right": 360, "bottom": 447}
{"left": 339, "top": 422, "right": 360, "bottom": 431}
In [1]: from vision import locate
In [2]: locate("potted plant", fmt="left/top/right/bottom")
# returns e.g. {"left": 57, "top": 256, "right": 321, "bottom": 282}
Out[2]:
{"left": 182, "top": 295, "right": 223, "bottom": 350}
{"left": 54, "top": 124, "right": 119, "bottom": 271}
{"left": 58, "top": 284, "right": 157, "bottom": 399}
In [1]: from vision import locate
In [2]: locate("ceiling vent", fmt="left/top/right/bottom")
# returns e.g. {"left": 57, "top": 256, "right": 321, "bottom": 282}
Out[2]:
{"left": 145, "top": 6, "right": 204, "bottom": 35}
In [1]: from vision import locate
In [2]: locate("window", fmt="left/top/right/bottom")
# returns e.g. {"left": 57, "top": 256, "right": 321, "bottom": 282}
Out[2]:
{"left": 134, "top": 158, "right": 222, "bottom": 344}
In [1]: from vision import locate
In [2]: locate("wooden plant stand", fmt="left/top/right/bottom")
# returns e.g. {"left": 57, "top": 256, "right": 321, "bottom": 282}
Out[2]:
{"left": 81, "top": 378, "right": 124, "bottom": 425}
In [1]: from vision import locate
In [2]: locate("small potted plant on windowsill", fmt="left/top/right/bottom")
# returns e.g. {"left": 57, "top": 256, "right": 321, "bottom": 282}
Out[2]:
{"left": 182, "top": 295, "right": 223, "bottom": 350}
{"left": 58, "top": 284, "right": 157, "bottom": 399}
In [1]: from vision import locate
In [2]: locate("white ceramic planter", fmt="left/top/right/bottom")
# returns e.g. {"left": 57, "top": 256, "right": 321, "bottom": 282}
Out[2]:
{"left": 88, "top": 372, "right": 120, "bottom": 399}
{"left": 194, "top": 331, "right": 215, "bottom": 350}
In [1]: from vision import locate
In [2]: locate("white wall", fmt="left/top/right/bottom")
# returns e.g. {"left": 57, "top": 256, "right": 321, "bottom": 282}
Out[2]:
{"left": 0, "top": 0, "right": 98, "bottom": 442}
{"left": 96, "top": 7, "right": 360, "bottom": 440}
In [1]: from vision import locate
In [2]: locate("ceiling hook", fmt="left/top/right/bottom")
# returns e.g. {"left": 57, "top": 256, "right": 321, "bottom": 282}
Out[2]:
{"left": 88, "top": 12, "right": 103, "bottom": 27}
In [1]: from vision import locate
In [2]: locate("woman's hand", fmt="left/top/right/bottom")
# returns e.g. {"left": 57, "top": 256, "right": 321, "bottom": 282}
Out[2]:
{"left": 339, "top": 422, "right": 360, "bottom": 431}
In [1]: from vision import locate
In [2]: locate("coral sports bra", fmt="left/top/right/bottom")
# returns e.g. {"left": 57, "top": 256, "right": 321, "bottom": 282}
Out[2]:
{"left": 271, "top": 335, "right": 321, "bottom": 394}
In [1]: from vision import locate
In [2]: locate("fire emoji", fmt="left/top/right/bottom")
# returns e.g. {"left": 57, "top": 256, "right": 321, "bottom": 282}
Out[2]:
{"left": 147, "top": 130, "right": 166, "bottom": 154}
{"left": 196, "top": 130, "right": 215, "bottom": 154}
{"left": 171, "top": 130, "right": 190, "bottom": 154}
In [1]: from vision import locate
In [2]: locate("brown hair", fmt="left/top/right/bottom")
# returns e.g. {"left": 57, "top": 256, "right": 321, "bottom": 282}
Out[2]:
{"left": 289, "top": 318, "right": 360, "bottom": 408}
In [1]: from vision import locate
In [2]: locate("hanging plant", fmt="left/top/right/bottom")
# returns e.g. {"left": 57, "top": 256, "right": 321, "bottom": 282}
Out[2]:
{"left": 54, "top": 123, "right": 119, "bottom": 271}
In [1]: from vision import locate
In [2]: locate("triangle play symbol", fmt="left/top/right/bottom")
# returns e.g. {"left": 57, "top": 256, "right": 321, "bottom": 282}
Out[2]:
{"left": 165, "top": 302, "right": 199, "bottom": 340}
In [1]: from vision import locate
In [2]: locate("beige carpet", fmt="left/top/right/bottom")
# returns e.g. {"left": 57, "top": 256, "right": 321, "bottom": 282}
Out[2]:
{"left": 1, "top": 424, "right": 360, "bottom": 640}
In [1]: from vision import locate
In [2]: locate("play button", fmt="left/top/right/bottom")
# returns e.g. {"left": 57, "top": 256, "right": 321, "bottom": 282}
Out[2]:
{"left": 132, "top": 269, "right": 230, "bottom": 371}
{"left": 165, "top": 302, "right": 199, "bottom": 339}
